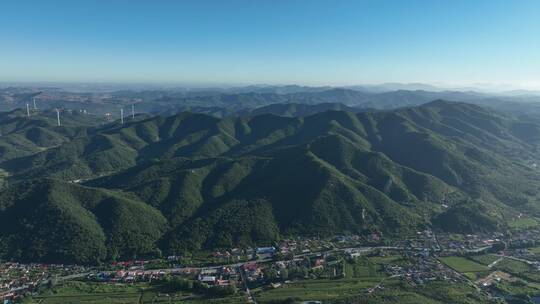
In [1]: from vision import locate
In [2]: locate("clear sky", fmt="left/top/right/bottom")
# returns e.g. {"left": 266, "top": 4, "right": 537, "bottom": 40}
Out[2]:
{"left": 0, "top": 0, "right": 539, "bottom": 88}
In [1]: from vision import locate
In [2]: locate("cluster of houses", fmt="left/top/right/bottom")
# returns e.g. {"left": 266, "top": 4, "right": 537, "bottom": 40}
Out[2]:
{"left": 211, "top": 248, "right": 252, "bottom": 262}
{"left": 400, "top": 257, "right": 462, "bottom": 285}
{"left": 507, "top": 229, "right": 540, "bottom": 248}
{"left": 197, "top": 267, "right": 239, "bottom": 286}
{"left": 437, "top": 233, "right": 506, "bottom": 254}
{"left": 86, "top": 263, "right": 242, "bottom": 287}
{"left": 0, "top": 263, "right": 87, "bottom": 302}
{"left": 3, "top": 230, "right": 540, "bottom": 302}
{"left": 210, "top": 247, "right": 279, "bottom": 263}
{"left": 277, "top": 238, "right": 336, "bottom": 257}
{"left": 87, "top": 269, "right": 170, "bottom": 284}
{"left": 242, "top": 262, "right": 264, "bottom": 283}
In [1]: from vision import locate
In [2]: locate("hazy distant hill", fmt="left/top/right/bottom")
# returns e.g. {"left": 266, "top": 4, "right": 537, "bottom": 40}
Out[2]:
{"left": 104, "top": 88, "right": 540, "bottom": 115}
{"left": 5, "top": 85, "right": 540, "bottom": 116}
{"left": 1, "top": 100, "right": 540, "bottom": 262}
{"left": 246, "top": 102, "right": 360, "bottom": 117}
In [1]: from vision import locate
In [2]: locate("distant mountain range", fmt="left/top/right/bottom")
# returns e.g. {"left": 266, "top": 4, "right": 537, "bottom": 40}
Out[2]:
{"left": 3, "top": 85, "right": 540, "bottom": 117}
{"left": 1, "top": 100, "right": 540, "bottom": 264}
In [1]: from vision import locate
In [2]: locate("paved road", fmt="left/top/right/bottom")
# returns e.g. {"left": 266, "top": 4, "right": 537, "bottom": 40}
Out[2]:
{"left": 239, "top": 267, "right": 256, "bottom": 304}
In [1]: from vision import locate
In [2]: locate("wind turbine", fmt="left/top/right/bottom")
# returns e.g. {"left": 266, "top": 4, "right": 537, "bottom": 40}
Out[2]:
{"left": 56, "top": 108, "right": 61, "bottom": 126}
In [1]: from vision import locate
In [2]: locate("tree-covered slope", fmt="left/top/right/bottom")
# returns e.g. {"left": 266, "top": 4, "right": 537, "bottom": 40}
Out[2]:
{"left": 6, "top": 101, "right": 539, "bottom": 211}
{"left": 0, "top": 179, "right": 167, "bottom": 264}
{"left": 90, "top": 143, "right": 427, "bottom": 251}
{"left": 0, "top": 109, "right": 106, "bottom": 163}
{"left": 1, "top": 100, "right": 540, "bottom": 262}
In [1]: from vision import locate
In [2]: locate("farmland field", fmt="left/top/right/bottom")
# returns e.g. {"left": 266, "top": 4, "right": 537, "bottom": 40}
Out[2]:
{"left": 439, "top": 257, "right": 488, "bottom": 273}
{"left": 468, "top": 254, "right": 501, "bottom": 266}
{"left": 508, "top": 217, "right": 538, "bottom": 229}
{"left": 495, "top": 258, "right": 533, "bottom": 274}
{"left": 255, "top": 280, "right": 489, "bottom": 304}
{"left": 254, "top": 277, "right": 391, "bottom": 303}
{"left": 369, "top": 254, "right": 408, "bottom": 266}
{"left": 529, "top": 247, "right": 540, "bottom": 254}
{"left": 23, "top": 281, "right": 245, "bottom": 304}
{"left": 28, "top": 292, "right": 142, "bottom": 304}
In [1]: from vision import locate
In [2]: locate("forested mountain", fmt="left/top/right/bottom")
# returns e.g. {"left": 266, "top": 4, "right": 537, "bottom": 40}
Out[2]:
{"left": 0, "top": 109, "right": 107, "bottom": 163}
{"left": 1, "top": 100, "right": 540, "bottom": 263}
{"left": 0, "top": 179, "right": 166, "bottom": 264}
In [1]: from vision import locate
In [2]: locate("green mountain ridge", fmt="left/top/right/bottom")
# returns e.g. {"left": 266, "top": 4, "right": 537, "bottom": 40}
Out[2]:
{"left": 0, "top": 100, "right": 539, "bottom": 263}
{"left": 0, "top": 109, "right": 107, "bottom": 163}
{"left": 0, "top": 179, "right": 166, "bottom": 264}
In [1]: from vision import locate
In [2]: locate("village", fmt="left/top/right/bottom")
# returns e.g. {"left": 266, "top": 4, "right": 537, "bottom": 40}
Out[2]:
{"left": 2, "top": 229, "right": 540, "bottom": 303}
{"left": 0, "top": 263, "right": 89, "bottom": 302}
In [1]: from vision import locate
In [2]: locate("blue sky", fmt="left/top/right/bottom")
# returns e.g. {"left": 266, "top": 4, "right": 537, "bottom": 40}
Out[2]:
{"left": 0, "top": 0, "right": 539, "bottom": 88}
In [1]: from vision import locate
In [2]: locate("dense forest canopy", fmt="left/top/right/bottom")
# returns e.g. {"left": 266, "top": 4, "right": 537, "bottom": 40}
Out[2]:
{"left": 1, "top": 97, "right": 540, "bottom": 264}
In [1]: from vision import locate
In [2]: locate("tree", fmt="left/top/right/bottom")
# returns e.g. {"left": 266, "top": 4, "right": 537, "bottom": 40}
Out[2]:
{"left": 264, "top": 268, "right": 279, "bottom": 282}
{"left": 280, "top": 268, "right": 289, "bottom": 281}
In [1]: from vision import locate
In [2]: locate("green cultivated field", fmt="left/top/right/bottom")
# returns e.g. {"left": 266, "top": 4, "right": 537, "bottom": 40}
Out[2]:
{"left": 255, "top": 277, "right": 392, "bottom": 303}
{"left": 496, "top": 258, "right": 532, "bottom": 274}
{"left": 369, "top": 254, "right": 408, "bottom": 265}
{"left": 347, "top": 256, "right": 385, "bottom": 278}
{"left": 25, "top": 282, "right": 144, "bottom": 304}
{"left": 29, "top": 292, "right": 141, "bottom": 304}
{"left": 495, "top": 280, "right": 540, "bottom": 298}
{"left": 26, "top": 279, "right": 492, "bottom": 304}
{"left": 254, "top": 255, "right": 400, "bottom": 302}
{"left": 508, "top": 217, "right": 538, "bottom": 229}
{"left": 24, "top": 281, "right": 245, "bottom": 304}
{"left": 528, "top": 246, "right": 540, "bottom": 254}
{"left": 256, "top": 280, "right": 490, "bottom": 304}
{"left": 30, "top": 294, "right": 246, "bottom": 304}
{"left": 439, "top": 256, "right": 488, "bottom": 273}
{"left": 468, "top": 254, "right": 500, "bottom": 266}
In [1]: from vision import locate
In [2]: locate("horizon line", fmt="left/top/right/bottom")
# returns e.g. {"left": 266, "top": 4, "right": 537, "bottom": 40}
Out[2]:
{"left": 1, "top": 80, "right": 540, "bottom": 93}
